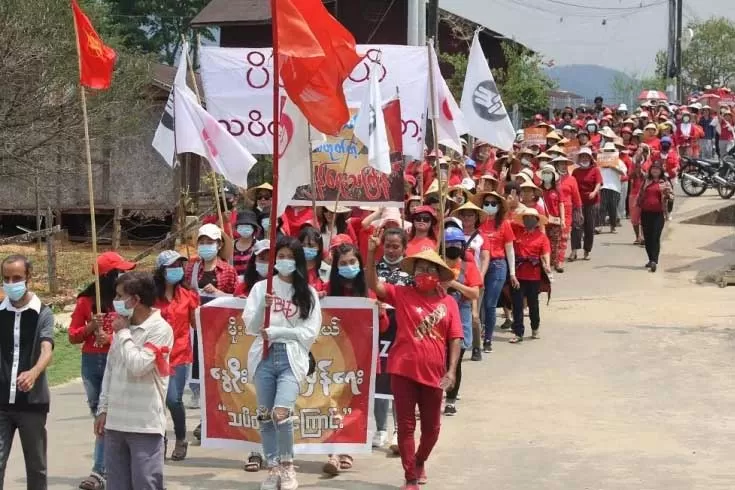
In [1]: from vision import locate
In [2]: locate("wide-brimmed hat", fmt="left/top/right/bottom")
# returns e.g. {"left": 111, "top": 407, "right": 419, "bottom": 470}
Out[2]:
{"left": 401, "top": 249, "right": 454, "bottom": 282}
{"left": 600, "top": 127, "right": 617, "bottom": 139}
{"left": 247, "top": 183, "right": 273, "bottom": 201}
{"left": 425, "top": 179, "right": 448, "bottom": 196}
{"left": 96, "top": 252, "right": 136, "bottom": 276}
{"left": 546, "top": 131, "right": 562, "bottom": 141}
{"left": 644, "top": 122, "right": 658, "bottom": 131}
{"left": 577, "top": 147, "right": 595, "bottom": 161}
{"left": 536, "top": 122, "right": 554, "bottom": 131}
{"left": 451, "top": 201, "right": 489, "bottom": 222}
{"left": 551, "top": 155, "right": 574, "bottom": 167}
{"left": 320, "top": 204, "right": 352, "bottom": 215}
{"left": 547, "top": 144, "right": 567, "bottom": 156}
{"left": 513, "top": 205, "right": 548, "bottom": 226}
{"left": 519, "top": 148, "right": 535, "bottom": 157}
{"left": 479, "top": 173, "right": 498, "bottom": 182}
{"left": 448, "top": 185, "right": 472, "bottom": 205}
{"left": 537, "top": 152, "right": 553, "bottom": 161}
{"left": 472, "top": 191, "right": 505, "bottom": 208}
{"left": 236, "top": 210, "right": 260, "bottom": 227}
{"left": 537, "top": 164, "right": 560, "bottom": 181}
{"left": 519, "top": 180, "right": 542, "bottom": 197}
{"left": 622, "top": 118, "right": 637, "bottom": 126}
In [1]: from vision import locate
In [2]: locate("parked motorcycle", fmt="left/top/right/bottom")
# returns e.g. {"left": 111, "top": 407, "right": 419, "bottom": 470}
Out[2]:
{"left": 679, "top": 156, "right": 721, "bottom": 196}
{"left": 713, "top": 146, "right": 735, "bottom": 199}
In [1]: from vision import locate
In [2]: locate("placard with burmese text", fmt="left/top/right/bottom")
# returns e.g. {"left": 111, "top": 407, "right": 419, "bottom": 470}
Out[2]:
{"left": 196, "top": 296, "right": 378, "bottom": 454}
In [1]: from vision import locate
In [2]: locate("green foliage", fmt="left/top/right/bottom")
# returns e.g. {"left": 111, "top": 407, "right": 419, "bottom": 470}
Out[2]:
{"left": 47, "top": 330, "right": 81, "bottom": 386}
{"left": 104, "top": 0, "right": 214, "bottom": 65}
{"left": 681, "top": 18, "right": 735, "bottom": 89}
{"left": 491, "top": 42, "right": 556, "bottom": 119}
{"left": 439, "top": 51, "right": 469, "bottom": 102}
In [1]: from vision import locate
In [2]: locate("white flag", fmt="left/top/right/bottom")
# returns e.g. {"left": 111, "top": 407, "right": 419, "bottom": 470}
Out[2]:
{"left": 353, "top": 63, "right": 392, "bottom": 174}
{"left": 152, "top": 42, "right": 190, "bottom": 166}
{"left": 174, "top": 86, "right": 256, "bottom": 189}
{"left": 276, "top": 97, "right": 314, "bottom": 217}
{"left": 460, "top": 32, "right": 515, "bottom": 150}
{"left": 430, "top": 44, "right": 467, "bottom": 154}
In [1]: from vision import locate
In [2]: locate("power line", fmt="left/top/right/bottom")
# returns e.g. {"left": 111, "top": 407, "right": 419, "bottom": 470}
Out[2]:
{"left": 541, "top": 0, "right": 667, "bottom": 11}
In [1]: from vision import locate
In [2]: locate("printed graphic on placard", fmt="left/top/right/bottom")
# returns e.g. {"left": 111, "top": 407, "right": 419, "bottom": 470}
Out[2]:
{"left": 197, "top": 297, "right": 378, "bottom": 454}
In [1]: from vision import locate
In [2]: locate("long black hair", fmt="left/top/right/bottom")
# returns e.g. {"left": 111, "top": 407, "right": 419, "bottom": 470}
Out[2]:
{"left": 320, "top": 210, "right": 349, "bottom": 234}
{"left": 298, "top": 226, "right": 323, "bottom": 271}
{"left": 275, "top": 236, "right": 315, "bottom": 320}
{"left": 78, "top": 270, "right": 121, "bottom": 314}
{"left": 328, "top": 244, "right": 367, "bottom": 297}
{"left": 153, "top": 262, "right": 191, "bottom": 301}
{"left": 479, "top": 193, "right": 508, "bottom": 228}
{"left": 242, "top": 249, "right": 267, "bottom": 293}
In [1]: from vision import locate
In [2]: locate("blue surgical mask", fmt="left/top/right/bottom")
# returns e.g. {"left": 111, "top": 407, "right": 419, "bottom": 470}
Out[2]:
{"left": 113, "top": 298, "right": 134, "bottom": 318}
{"left": 165, "top": 267, "right": 184, "bottom": 285}
{"left": 303, "top": 247, "right": 319, "bottom": 261}
{"left": 2, "top": 281, "right": 26, "bottom": 302}
{"left": 484, "top": 203, "right": 498, "bottom": 215}
{"left": 275, "top": 259, "right": 296, "bottom": 277}
{"left": 261, "top": 218, "right": 271, "bottom": 233}
{"left": 338, "top": 264, "right": 361, "bottom": 279}
{"left": 237, "top": 225, "right": 254, "bottom": 238}
{"left": 255, "top": 262, "right": 269, "bottom": 277}
{"left": 198, "top": 244, "right": 218, "bottom": 261}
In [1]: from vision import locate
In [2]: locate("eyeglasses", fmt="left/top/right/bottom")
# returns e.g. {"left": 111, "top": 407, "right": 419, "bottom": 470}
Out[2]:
{"left": 256, "top": 194, "right": 272, "bottom": 201}
{"left": 415, "top": 266, "right": 439, "bottom": 275}
{"left": 413, "top": 215, "right": 433, "bottom": 223}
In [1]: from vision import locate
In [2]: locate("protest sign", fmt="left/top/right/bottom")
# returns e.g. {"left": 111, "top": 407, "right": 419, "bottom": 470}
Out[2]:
{"left": 197, "top": 297, "right": 378, "bottom": 455}
{"left": 564, "top": 140, "right": 580, "bottom": 163}
{"left": 597, "top": 151, "right": 620, "bottom": 169}
{"left": 199, "top": 45, "right": 428, "bottom": 159}
{"left": 523, "top": 128, "right": 547, "bottom": 147}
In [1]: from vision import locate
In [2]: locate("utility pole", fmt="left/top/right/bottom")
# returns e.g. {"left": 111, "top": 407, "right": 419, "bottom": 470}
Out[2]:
{"left": 675, "top": 0, "right": 683, "bottom": 102}
{"left": 427, "top": 0, "right": 439, "bottom": 50}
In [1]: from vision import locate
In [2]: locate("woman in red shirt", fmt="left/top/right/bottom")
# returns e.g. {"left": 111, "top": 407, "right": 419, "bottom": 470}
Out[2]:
{"left": 539, "top": 164, "right": 565, "bottom": 272}
{"left": 476, "top": 191, "right": 516, "bottom": 353}
{"left": 628, "top": 146, "right": 652, "bottom": 244}
{"left": 153, "top": 250, "right": 200, "bottom": 461}
{"left": 571, "top": 147, "right": 603, "bottom": 261}
{"left": 366, "top": 242, "right": 462, "bottom": 490}
{"left": 299, "top": 227, "right": 327, "bottom": 297}
{"left": 406, "top": 205, "right": 438, "bottom": 256}
{"left": 234, "top": 240, "right": 271, "bottom": 297}
{"left": 636, "top": 161, "right": 673, "bottom": 273}
{"left": 509, "top": 207, "right": 551, "bottom": 343}
{"left": 552, "top": 156, "right": 582, "bottom": 271}
{"left": 69, "top": 252, "right": 136, "bottom": 490}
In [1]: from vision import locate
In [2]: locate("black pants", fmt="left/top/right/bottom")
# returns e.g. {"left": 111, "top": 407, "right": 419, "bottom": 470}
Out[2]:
{"left": 571, "top": 203, "right": 596, "bottom": 252}
{"left": 597, "top": 188, "right": 620, "bottom": 228}
{"left": 641, "top": 211, "right": 665, "bottom": 264}
{"left": 0, "top": 409, "right": 47, "bottom": 490}
{"left": 511, "top": 280, "right": 541, "bottom": 337}
{"left": 445, "top": 348, "right": 465, "bottom": 403}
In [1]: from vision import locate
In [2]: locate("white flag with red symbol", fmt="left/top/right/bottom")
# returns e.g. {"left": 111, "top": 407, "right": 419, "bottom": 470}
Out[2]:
{"left": 152, "top": 41, "right": 190, "bottom": 166}
{"left": 460, "top": 32, "right": 515, "bottom": 150}
{"left": 174, "top": 86, "right": 257, "bottom": 188}
{"left": 430, "top": 44, "right": 467, "bottom": 154}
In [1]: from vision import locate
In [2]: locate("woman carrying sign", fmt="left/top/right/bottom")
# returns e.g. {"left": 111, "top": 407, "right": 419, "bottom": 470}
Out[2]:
{"left": 244, "top": 237, "right": 321, "bottom": 490}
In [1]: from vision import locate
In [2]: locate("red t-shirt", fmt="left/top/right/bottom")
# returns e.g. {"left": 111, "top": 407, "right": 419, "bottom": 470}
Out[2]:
{"left": 407, "top": 236, "right": 438, "bottom": 256}
{"left": 542, "top": 188, "right": 562, "bottom": 218}
{"left": 572, "top": 166, "right": 603, "bottom": 205}
{"left": 720, "top": 119, "right": 734, "bottom": 141}
{"left": 558, "top": 175, "right": 582, "bottom": 218}
{"left": 448, "top": 259, "right": 483, "bottom": 288}
{"left": 282, "top": 207, "right": 316, "bottom": 238}
{"left": 479, "top": 219, "right": 515, "bottom": 259}
{"left": 639, "top": 181, "right": 665, "bottom": 213}
{"left": 307, "top": 267, "right": 326, "bottom": 293}
{"left": 382, "top": 284, "right": 463, "bottom": 388}
{"left": 154, "top": 287, "right": 199, "bottom": 366}
{"left": 67, "top": 296, "right": 116, "bottom": 354}
{"left": 514, "top": 229, "right": 551, "bottom": 281}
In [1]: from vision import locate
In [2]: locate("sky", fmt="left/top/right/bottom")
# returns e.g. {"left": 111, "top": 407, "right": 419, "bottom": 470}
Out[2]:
{"left": 440, "top": 0, "right": 734, "bottom": 76}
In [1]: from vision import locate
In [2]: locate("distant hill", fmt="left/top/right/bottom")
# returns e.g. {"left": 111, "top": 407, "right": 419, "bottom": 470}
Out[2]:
{"left": 545, "top": 65, "right": 632, "bottom": 103}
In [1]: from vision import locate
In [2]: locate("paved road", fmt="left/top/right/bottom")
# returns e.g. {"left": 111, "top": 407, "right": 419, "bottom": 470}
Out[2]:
{"left": 5, "top": 193, "right": 735, "bottom": 490}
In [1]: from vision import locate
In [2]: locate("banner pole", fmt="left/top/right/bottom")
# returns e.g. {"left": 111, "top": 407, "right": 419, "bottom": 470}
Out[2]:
{"left": 80, "top": 86, "right": 102, "bottom": 314}
{"left": 329, "top": 135, "right": 356, "bottom": 234}
{"left": 307, "top": 125, "right": 318, "bottom": 220}
{"left": 427, "top": 39, "right": 446, "bottom": 258}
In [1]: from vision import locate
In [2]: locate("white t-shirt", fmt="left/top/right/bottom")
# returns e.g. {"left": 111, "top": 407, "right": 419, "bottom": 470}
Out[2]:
{"left": 600, "top": 160, "right": 627, "bottom": 193}
{"left": 464, "top": 231, "right": 484, "bottom": 268}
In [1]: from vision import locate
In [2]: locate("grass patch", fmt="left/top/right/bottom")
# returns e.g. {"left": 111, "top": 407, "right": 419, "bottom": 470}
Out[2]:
{"left": 47, "top": 330, "right": 81, "bottom": 386}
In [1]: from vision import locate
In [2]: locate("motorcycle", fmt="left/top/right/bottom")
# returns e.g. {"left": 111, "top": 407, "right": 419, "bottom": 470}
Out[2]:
{"left": 712, "top": 146, "right": 735, "bottom": 199}
{"left": 679, "top": 155, "right": 721, "bottom": 196}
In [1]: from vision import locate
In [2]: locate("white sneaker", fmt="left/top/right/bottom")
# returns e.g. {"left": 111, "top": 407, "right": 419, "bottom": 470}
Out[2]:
{"left": 261, "top": 467, "right": 280, "bottom": 490}
{"left": 372, "top": 430, "right": 387, "bottom": 448}
{"left": 389, "top": 432, "right": 399, "bottom": 455}
{"left": 280, "top": 464, "right": 299, "bottom": 490}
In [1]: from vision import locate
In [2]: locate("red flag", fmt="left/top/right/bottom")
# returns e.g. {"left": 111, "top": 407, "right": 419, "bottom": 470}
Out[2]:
{"left": 382, "top": 95, "right": 403, "bottom": 154}
{"left": 275, "top": 0, "right": 361, "bottom": 136}
{"left": 71, "top": 0, "right": 116, "bottom": 90}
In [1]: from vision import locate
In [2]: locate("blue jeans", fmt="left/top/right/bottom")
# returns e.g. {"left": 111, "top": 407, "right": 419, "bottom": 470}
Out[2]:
{"left": 167, "top": 364, "right": 189, "bottom": 441}
{"left": 81, "top": 352, "right": 107, "bottom": 475}
{"left": 483, "top": 259, "right": 508, "bottom": 344}
{"left": 253, "top": 343, "right": 300, "bottom": 468}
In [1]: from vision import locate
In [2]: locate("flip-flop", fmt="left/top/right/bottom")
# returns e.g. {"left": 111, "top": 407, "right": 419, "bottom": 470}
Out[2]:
{"left": 509, "top": 336, "right": 523, "bottom": 344}
{"left": 338, "top": 454, "right": 354, "bottom": 470}
{"left": 243, "top": 452, "right": 262, "bottom": 472}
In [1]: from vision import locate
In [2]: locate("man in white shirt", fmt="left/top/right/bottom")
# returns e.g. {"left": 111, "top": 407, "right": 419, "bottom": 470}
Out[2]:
{"left": 597, "top": 143, "right": 628, "bottom": 234}
{"left": 95, "top": 271, "right": 173, "bottom": 490}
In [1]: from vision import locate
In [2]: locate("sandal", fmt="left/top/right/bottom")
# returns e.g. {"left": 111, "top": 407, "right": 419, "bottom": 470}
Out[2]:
{"left": 509, "top": 336, "right": 523, "bottom": 344}
{"left": 170, "top": 440, "right": 188, "bottom": 461}
{"left": 568, "top": 252, "right": 578, "bottom": 262}
{"left": 79, "top": 472, "right": 105, "bottom": 490}
{"left": 243, "top": 452, "right": 263, "bottom": 472}
{"left": 338, "top": 454, "right": 354, "bottom": 470}
{"left": 193, "top": 424, "right": 201, "bottom": 441}
{"left": 323, "top": 455, "right": 340, "bottom": 475}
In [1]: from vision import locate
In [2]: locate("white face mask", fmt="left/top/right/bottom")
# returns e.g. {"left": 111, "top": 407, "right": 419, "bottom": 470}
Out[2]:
{"left": 579, "top": 160, "right": 591, "bottom": 168}
{"left": 542, "top": 174, "right": 554, "bottom": 185}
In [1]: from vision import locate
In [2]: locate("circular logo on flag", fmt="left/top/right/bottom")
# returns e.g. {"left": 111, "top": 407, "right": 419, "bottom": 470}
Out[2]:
{"left": 472, "top": 80, "right": 507, "bottom": 122}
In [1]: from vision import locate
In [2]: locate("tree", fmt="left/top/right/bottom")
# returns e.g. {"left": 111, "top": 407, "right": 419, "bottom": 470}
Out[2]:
{"left": 612, "top": 73, "right": 669, "bottom": 109}
{"left": 439, "top": 51, "right": 468, "bottom": 102}
{"left": 0, "top": 0, "right": 151, "bottom": 179}
{"left": 492, "top": 42, "right": 556, "bottom": 120}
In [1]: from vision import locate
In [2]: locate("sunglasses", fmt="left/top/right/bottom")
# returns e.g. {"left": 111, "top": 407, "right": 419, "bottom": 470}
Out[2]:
{"left": 413, "top": 215, "right": 433, "bottom": 223}
{"left": 256, "top": 194, "right": 272, "bottom": 201}
{"left": 483, "top": 201, "right": 499, "bottom": 206}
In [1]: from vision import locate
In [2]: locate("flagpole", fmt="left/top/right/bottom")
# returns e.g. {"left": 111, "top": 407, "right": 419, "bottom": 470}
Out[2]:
{"left": 80, "top": 87, "right": 102, "bottom": 314}
{"left": 427, "top": 39, "right": 446, "bottom": 259}
{"left": 184, "top": 34, "right": 225, "bottom": 231}
{"left": 329, "top": 135, "right": 356, "bottom": 233}
{"left": 307, "top": 125, "right": 318, "bottom": 220}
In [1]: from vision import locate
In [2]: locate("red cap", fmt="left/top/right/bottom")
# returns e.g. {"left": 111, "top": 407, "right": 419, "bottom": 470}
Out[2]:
{"left": 411, "top": 205, "right": 437, "bottom": 219}
{"left": 96, "top": 252, "right": 136, "bottom": 276}
{"left": 329, "top": 234, "right": 354, "bottom": 251}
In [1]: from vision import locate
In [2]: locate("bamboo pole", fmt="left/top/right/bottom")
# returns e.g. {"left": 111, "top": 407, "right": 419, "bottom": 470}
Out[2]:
{"left": 328, "top": 135, "right": 357, "bottom": 234}
{"left": 307, "top": 125, "right": 318, "bottom": 220}
{"left": 427, "top": 39, "right": 446, "bottom": 258}
{"left": 80, "top": 87, "right": 102, "bottom": 313}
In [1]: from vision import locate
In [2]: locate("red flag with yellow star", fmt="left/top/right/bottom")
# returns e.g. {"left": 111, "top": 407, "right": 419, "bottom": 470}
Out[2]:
{"left": 71, "top": 0, "right": 116, "bottom": 90}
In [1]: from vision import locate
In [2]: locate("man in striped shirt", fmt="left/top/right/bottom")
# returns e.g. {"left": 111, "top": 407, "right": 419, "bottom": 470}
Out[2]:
{"left": 95, "top": 272, "right": 173, "bottom": 490}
